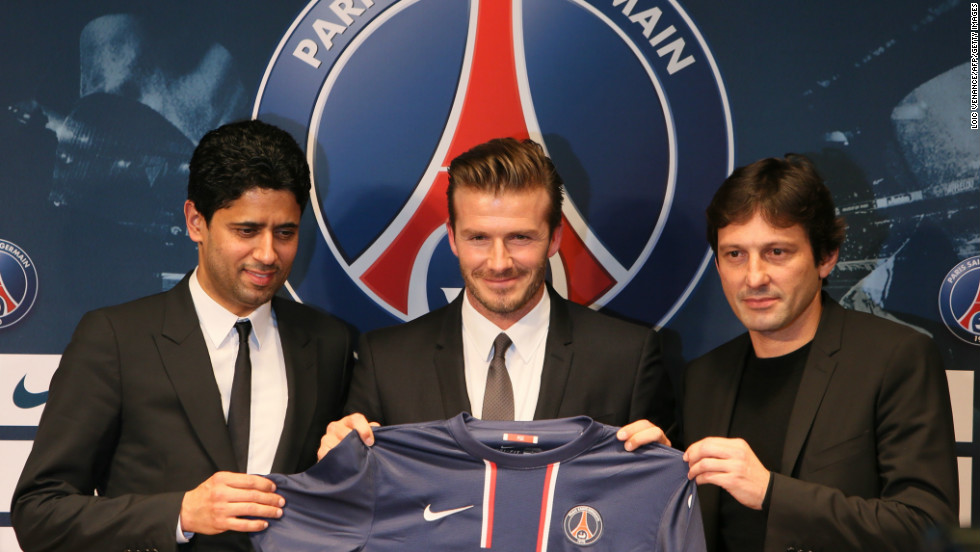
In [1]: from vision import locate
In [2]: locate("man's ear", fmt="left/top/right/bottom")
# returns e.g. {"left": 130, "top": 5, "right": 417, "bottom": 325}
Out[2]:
{"left": 817, "top": 248, "right": 839, "bottom": 279}
{"left": 184, "top": 200, "right": 206, "bottom": 244}
{"left": 446, "top": 220, "right": 459, "bottom": 258}
{"left": 547, "top": 222, "right": 563, "bottom": 258}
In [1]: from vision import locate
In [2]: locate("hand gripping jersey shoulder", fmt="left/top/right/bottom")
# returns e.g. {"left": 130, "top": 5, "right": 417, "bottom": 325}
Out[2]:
{"left": 252, "top": 414, "right": 705, "bottom": 551}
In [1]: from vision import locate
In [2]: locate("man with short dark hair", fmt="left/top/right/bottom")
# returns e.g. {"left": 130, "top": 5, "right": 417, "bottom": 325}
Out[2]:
{"left": 319, "top": 137, "right": 675, "bottom": 453}
{"left": 12, "top": 120, "right": 353, "bottom": 552}
{"left": 682, "top": 154, "right": 958, "bottom": 551}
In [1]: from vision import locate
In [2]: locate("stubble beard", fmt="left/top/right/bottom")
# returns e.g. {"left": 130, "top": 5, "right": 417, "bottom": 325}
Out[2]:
{"left": 464, "top": 261, "right": 547, "bottom": 316}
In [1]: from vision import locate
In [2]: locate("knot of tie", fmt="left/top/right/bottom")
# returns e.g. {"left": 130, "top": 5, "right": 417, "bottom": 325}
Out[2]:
{"left": 234, "top": 319, "right": 252, "bottom": 345}
{"left": 492, "top": 332, "right": 511, "bottom": 360}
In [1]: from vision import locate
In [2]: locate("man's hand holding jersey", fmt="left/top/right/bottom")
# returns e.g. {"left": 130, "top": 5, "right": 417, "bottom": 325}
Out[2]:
{"left": 683, "top": 437, "right": 770, "bottom": 510}
{"left": 318, "top": 413, "right": 379, "bottom": 460}
{"left": 180, "top": 471, "right": 285, "bottom": 535}
{"left": 616, "top": 419, "right": 672, "bottom": 450}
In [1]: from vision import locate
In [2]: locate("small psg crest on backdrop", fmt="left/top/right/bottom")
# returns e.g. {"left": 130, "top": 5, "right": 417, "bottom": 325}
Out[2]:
{"left": 0, "top": 239, "right": 39, "bottom": 329}
{"left": 938, "top": 255, "right": 980, "bottom": 346}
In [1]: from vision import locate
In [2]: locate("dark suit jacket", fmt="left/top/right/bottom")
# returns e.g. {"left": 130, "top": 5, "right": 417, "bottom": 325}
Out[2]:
{"left": 12, "top": 275, "right": 353, "bottom": 552}
{"left": 683, "top": 295, "right": 958, "bottom": 552}
{"left": 345, "top": 285, "right": 675, "bottom": 432}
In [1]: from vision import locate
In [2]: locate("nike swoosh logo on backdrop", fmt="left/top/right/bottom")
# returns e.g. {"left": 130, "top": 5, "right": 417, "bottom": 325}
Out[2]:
{"left": 423, "top": 504, "right": 474, "bottom": 521}
{"left": 13, "top": 375, "right": 48, "bottom": 409}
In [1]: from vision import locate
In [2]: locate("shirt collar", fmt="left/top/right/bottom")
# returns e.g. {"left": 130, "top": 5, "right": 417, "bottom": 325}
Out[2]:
{"left": 461, "top": 286, "right": 551, "bottom": 363}
{"left": 188, "top": 267, "right": 275, "bottom": 350}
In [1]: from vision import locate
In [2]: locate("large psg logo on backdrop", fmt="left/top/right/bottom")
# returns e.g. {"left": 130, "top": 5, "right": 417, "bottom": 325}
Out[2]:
{"left": 255, "top": 0, "right": 732, "bottom": 328}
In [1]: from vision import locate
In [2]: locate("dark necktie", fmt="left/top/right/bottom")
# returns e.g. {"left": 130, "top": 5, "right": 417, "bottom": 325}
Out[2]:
{"left": 228, "top": 319, "right": 252, "bottom": 472}
{"left": 482, "top": 332, "right": 514, "bottom": 420}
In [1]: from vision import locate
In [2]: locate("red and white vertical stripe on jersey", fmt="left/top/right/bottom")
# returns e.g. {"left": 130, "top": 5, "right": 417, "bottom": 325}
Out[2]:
{"left": 481, "top": 460, "right": 497, "bottom": 548}
{"left": 480, "top": 460, "right": 561, "bottom": 550}
{"left": 536, "top": 463, "right": 560, "bottom": 551}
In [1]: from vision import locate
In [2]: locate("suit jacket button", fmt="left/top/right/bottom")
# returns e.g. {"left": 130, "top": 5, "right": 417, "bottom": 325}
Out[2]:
{"left": 786, "top": 547, "right": 796, "bottom": 552}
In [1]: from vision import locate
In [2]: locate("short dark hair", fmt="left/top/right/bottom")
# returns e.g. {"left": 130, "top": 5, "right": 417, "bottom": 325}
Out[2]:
{"left": 706, "top": 153, "right": 846, "bottom": 264}
{"left": 447, "top": 138, "right": 564, "bottom": 233}
{"left": 187, "top": 119, "right": 311, "bottom": 223}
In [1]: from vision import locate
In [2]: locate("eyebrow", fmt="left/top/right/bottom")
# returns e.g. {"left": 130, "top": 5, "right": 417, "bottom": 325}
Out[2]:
{"left": 230, "top": 221, "right": 300, "bottom": 229}
{"left": 718, "top": 240, "right": 797, "bottom": 250}
{"left": 459, "top": 225, "right": 543, "bottom": 235}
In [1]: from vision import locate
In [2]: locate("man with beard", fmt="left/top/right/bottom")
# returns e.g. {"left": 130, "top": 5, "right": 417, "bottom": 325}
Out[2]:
{"left": 318, "top": 137, "right": 675, "bottom": 455}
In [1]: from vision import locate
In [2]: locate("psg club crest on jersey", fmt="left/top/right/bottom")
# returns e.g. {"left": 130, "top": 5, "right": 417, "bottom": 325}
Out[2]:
{"left": 254, "top": 0, "right": 732, "bottom": 329}
{"left": 563, "top": 505, "right": 603, "bottom": 545}
{"left": 0, "top": 239, "right": 39, "bottom": 329}
{"left": 938, "top": 255, "right": 980, "bottom": 346}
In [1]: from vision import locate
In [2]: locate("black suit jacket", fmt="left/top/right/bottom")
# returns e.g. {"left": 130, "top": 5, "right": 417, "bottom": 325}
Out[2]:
{"left": 12, "top": 275, "right": 353, "bottom": 552}
{"left": 345, "top": 286, "right": 675, "bottom": 431}
{"left": 683, "top": 296, "right": 958, "bottom": 552}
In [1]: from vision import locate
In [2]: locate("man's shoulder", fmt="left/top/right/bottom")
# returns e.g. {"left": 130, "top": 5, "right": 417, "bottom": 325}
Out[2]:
{"left": 688, "top": 300, "right": 934, "bottom": 366}
{"left": 272, "top": 294, "right": 352, "bottom": 333}
{"left": 363, "top": 301, "right": 454, "bottom": 343}
{"left": 823, "top": 300, "right": 936, "bottom": 349}
{"left": 557, "top": 296, "right": 654, "bottom": 338}
{"left": 83, "top": 285, "right": 180, "bottom": 321}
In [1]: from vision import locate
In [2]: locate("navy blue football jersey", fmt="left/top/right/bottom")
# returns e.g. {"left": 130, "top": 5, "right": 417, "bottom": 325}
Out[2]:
{"left": 252, "top": 414, "right": 705, "bottom": 551}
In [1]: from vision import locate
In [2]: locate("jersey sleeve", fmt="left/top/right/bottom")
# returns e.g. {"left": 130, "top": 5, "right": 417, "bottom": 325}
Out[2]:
{"left": 250, "top": 433, "right": 377, "bottom": 552}
{"left": 657, "top": 478, "right": 707, "bottom": 552}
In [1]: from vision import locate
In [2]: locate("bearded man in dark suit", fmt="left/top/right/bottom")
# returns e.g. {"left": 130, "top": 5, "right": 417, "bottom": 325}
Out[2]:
{"left": 318, "top": 137, "right": 675, "bottom": 455}
{"left": 12, "top": 120, "right": 353, "bottom": 551}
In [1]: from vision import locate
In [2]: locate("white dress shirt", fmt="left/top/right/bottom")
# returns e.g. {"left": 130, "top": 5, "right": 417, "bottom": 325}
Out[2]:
{"left": 461, "top": 288, "right": 550, "bottom": 420}
{"left": 188, "top": 269, "right": 288, "bottom": 475}
{"left": 176, "top": 270, "right": 289, "bottom": 541}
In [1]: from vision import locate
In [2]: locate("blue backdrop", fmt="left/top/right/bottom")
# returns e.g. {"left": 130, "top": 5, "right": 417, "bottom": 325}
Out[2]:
{"left": 0, "top": 1, "right": 976, "bottom": 545}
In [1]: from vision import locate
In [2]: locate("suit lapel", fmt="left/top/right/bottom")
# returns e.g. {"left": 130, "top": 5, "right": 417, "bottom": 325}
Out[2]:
{"left": 434, "top": 294, "right": 472, "bottom": 418}
{"left": 156, "top": 276, "right": 238, "bottom": 472}
{"left": 706, "top": 337, "right": 749, "bottom": 439}
{"left": 534, "top": 286, "right": 572, "bottom": 420}
{"left": 780, "top": 295, "right": 842, "bottom": 475}
{"left": 271, "top": 299, "right": 316, "bottom": 473}
{"left": 694, "top": 335, "right": 750, "bottom": 552}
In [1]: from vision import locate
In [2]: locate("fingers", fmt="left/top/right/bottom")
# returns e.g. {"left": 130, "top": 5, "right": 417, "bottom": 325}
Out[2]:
{"left": 685, "top": 437, "right": 730, "bottom": 478}
{"left": 220, "top": 471, "right": 279, "bottom": 493}
{"left": 350, "top": 413, "right": 378, "bottom": 444}
{"left": 218, "top": 514, "right": 274, "bottom": 534}
{"left": 180, "top": 472, "right": 285, "bottom": 535}
{"left": 616, "top": 419, "right": 671, "bottom": 451}
{"left": 685, "top": 455, "right": 730, "bottom": 482}
{"left": 318, "top": 413, "right": 379, "bottom": 460}
{"left": 684, "top": 436, "right": 738, "bottom": 463}
{"left": 682, "top": 437, "right": 769, "bottom": 510}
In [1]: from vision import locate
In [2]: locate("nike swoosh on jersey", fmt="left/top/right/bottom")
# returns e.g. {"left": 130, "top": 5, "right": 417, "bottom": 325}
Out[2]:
{"left": 423, "top": 504, "right": 474, "bottom": 521}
